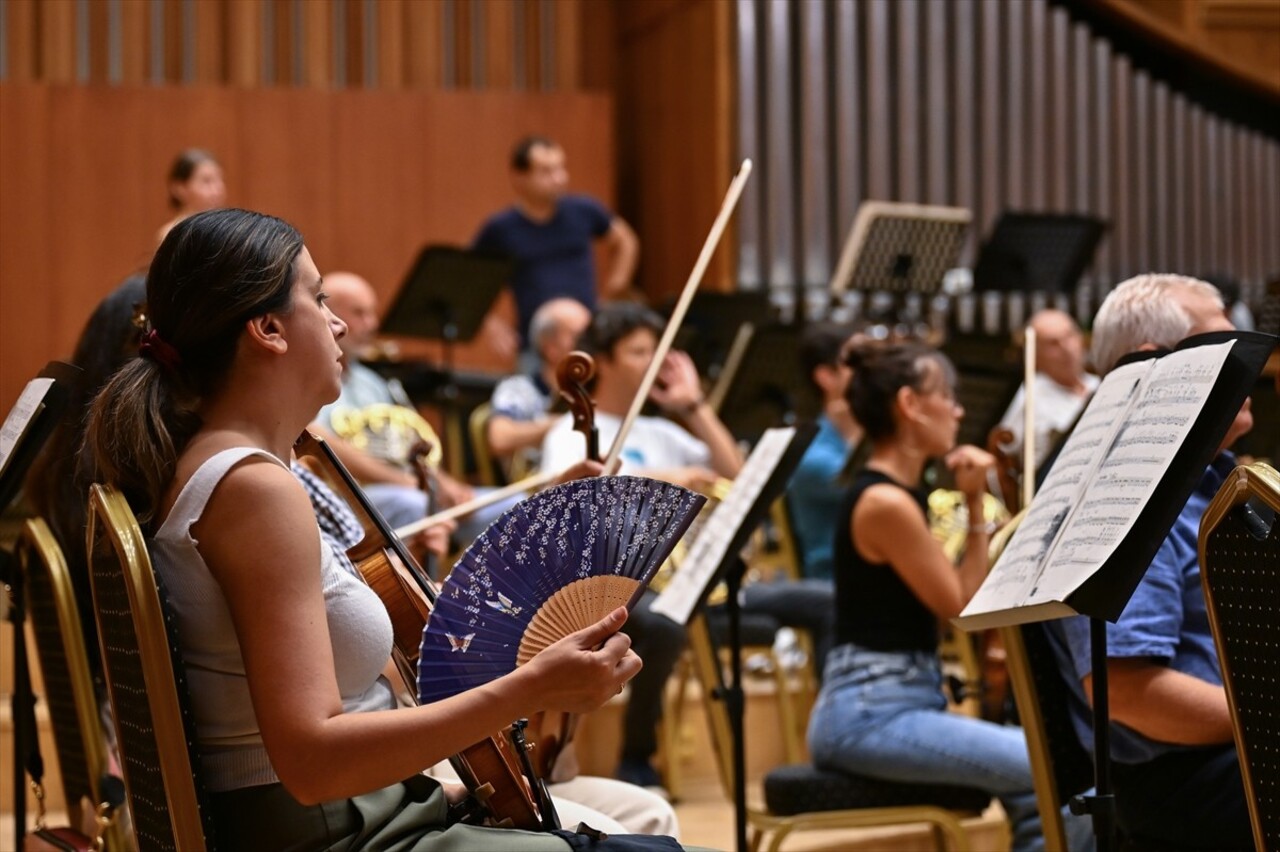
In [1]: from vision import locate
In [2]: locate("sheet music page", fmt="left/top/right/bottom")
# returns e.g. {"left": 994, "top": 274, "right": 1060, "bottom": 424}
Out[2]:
{"left": 652, "top": 427, "right": 795, "bottom": 625}
{"left": 961, "top": 358, "right": 1150, "bottom": 618}
{"left": 0, "top": 377, "right": 53, "bottom": 480}
{"left": 1026, "top": 339, "right": 1236, "bottom": 603}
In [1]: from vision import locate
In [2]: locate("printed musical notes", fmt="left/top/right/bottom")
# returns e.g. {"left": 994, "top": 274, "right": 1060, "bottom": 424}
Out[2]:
{"left": 958, "top": 340, "right": 1238, "bottom": 629}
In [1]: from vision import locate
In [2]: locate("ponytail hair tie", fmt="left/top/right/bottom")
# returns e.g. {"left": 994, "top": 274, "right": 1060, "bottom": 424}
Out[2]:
{"left": 139, "top": 328, "right": 183, "bottom": 372}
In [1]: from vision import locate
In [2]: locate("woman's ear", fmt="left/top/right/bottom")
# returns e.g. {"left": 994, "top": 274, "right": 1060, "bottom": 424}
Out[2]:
{"left": 244, "top": 312, "right": 288, "bottom": 355}
{"left": 896, "top": 384, "right": 923, "bottom": 424}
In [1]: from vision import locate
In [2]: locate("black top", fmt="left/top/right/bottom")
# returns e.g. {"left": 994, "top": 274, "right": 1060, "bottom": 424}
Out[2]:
{"left": 834, "top": 469, "right": 939, "bottom": 653}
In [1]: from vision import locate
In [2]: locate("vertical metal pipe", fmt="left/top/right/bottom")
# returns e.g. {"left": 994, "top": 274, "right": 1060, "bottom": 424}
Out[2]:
{"left": 895, "top": 0, "right": 920, "bottom": 203}
{"left": 735, "top": 0, "right": 763, "bottom": 291}
{"left": 1005, "top": 0, "right": 1026, "bottom": 210}
{"left": 798, "top": 0, "right": 830, "bottom": 291}
{"left": 953, "top": 0, "right": 978, "bottom": 264}
{"left": 832, "top": 0, "right": 863, "bottom": 246}
{"left": 765, "top": 0, "right": 796, "bottom": 297}
{"left": 865, "top": 0, "right": 892, "bottom": 201}
{"left": 924, "top": 0, "right": 950, "bottom": 205}
{"left": 1027, "top": 0, "right": 1048, "bottom": 211}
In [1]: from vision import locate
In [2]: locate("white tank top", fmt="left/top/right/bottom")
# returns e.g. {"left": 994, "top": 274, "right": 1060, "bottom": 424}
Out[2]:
{"left": 150, "top": 447, "right": 395, "bottom": 791}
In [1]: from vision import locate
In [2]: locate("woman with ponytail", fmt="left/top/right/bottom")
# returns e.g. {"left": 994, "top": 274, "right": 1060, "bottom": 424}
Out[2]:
{"left": 84, "top": 209, "right": 662, "bottom": 851}
{"left": 805, "top": 341, "right": 1073, "bottom": 852}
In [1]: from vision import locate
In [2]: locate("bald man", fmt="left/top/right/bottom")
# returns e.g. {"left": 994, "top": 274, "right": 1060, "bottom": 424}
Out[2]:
{"left": 997, "top": 309, "right": 1100, "bottom": 468}
{"left": 485, "top": 298, "right": 593, "bottom": 472}
{"left": 311, "top": 272, "right": 519, "bottom": 543}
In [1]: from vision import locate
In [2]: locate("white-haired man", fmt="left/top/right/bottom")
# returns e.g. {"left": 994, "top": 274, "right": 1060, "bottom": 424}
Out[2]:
{"left": 1048, "top": 274, "right": 1253, "bottom": 850}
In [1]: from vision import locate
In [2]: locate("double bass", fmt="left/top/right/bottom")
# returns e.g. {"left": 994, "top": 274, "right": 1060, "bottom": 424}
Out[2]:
{"left": 294, "top": 431, "right": 557, "bottom": 830}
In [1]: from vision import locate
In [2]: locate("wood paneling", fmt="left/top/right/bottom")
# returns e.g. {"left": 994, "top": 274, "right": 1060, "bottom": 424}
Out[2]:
{"left": 120, "top": 0, "right": 150, "bottom": 84}
{"left": 40, "top": 0, "right": 76, "bottom": 83}
{"left": 1096, "top": 0, "right": 1280, "bottom": 93}
{"left": 615, "top": 0, "right": 735, "bottom": 299}
{"left": 0, "top": 83, "right": 614, "bottom": 413}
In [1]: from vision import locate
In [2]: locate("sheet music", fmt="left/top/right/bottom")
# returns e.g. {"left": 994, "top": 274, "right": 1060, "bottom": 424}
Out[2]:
{"left": 0, "top": 377, "right": 53, "bottom": 480}
{"left": 652, "top": 427, "right": 796, "bottom": 625}
{"left": 961, "top": 359, "right": 1148, "bottom": 616}
{"left": 1029, "top": 339, "right": 1235, "bottom": 602}
{"left": 960, "top": 339, "right": 1235, "bottom": 620}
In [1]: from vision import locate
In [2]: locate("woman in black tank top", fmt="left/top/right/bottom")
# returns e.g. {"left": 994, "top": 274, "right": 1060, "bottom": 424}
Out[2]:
{"left": 806, "top": 341, "right": 1061, "bottom": 852}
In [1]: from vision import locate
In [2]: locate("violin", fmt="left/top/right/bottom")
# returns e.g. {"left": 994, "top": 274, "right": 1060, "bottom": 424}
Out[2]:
{"left": 519, "top": 351, "right": 603, "bottom": 781}
{"left": 294, "top": 431, "right": 558, "bottom": 830}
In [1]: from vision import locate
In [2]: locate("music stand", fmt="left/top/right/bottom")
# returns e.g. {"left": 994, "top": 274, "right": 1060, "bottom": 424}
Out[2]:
{"left": 663, "top": 291, "right": 776, "bottom": 382}
{"left": 1, "top": 361, "right": 80, "bottom": 851}
{"left": 972, "top": 212, "right": 1107, "bottom": 293}
{"left": 829, "top": 201, "right": 970, "bottom": 297}
{"left": 707, "top": 324, "right": 818, "bottom": 443}
{"left": 652, "top": 425, "right": 817, "bottom": 852}
{"left": 380, "top": 246, "right": 512, "bottom": 456}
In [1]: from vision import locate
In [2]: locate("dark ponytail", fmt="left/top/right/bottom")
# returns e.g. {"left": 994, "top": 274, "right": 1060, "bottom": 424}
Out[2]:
{"left": 85, "top": 208, "right": 303, "bottom": 525}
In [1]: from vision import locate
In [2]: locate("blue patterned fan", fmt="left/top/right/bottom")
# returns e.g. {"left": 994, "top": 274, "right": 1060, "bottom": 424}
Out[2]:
{"left": 418, "top": 475, "right": 706, "bottom": 704}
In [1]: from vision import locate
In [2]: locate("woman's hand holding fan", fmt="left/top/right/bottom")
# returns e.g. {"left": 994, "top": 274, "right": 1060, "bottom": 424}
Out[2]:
{"left": 417, "top": 476, "right": 705, "bottom": 705}
{"left": 520, "top": 606, "right": 643, "bottom": 714}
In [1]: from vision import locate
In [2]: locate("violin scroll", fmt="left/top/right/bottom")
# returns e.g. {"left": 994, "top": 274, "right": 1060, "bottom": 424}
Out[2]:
{"left": 556, "top": 351, "right": 600, "bottom": 462}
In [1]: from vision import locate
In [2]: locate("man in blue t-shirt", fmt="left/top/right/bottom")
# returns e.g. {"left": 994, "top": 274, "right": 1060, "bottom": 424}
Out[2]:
{"left": 1045, "top": 273, "right": 1254, "bottom": 850}
{"left": 473, "top": 136, "right": 639, "bottom": 350}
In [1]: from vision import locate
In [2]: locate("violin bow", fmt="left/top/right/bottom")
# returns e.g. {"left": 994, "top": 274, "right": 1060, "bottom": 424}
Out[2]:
{"left": 394, "top": 158, "right": 753, "bottom": 539}
{"left": 603, "top": 158, "right": 753, "bottom": 470}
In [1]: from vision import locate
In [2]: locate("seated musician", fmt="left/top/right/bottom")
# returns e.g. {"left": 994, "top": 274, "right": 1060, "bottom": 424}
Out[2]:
{"left": 1045, "top": 273, "right": 1254, "bottom": 850}
{"left": 290, "top": 464, "right": 680, "bottom": 837}
{"left": 806, "top": 339, "right": 1060, "bottom": 852}
{"left": 486, "top": 297, "right": 593, "bottom": 474}
{"left": 996, "top": 309, "right": 1099, "bottom": 470}
{"left": 310, "top": 271, "right": 519, "bottom": 545}
{"left": 539, "top": 302, "right": 744, "bottom": 791}
{"left": 786, "top": 322, "right": 862, "bottom": 583}
{"left": 84, "top": 208, "right": 694, "bottom": 851}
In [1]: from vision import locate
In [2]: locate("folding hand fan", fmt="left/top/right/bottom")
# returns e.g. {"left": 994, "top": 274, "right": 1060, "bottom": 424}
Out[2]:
{"left": 417, "top": 475, "right": 706, "bottom": 704}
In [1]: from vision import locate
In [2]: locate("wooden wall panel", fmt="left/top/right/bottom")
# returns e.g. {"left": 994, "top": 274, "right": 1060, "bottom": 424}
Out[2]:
{"left": 615, "top": 0, "right": 734, "bottom": 299}
{"left": 41, "top": 0, "right": 76, "bottom": 83}
{"left": 120, "top": 0, "right": 151, "bottom": 84}
{"left": 0, "top": 83, "right": 614, "bottom": 413}
{"left": 6, "top": 0, "right": 39, "bottom": 82}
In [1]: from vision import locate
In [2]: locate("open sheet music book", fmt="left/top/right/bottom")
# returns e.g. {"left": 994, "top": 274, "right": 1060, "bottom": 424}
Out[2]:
{"left": 956, "top": 331, "right": 1277, "bottom": 631}
{"left": 652, "top": 424, "right": 816, "bottom": 626}
{"left": 0, "top": 362, "right": 80, "bottom": 511}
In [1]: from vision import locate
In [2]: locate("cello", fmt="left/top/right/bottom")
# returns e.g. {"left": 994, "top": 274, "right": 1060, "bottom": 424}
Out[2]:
{"left": 294, "top": 431, "right": 558, "bottom": 830}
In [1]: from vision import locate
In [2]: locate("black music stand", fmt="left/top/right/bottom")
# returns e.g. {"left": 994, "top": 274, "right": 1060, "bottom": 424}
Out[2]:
{"left": 707, "top": 324, "right": 818, "bottom": 443}
{"left": 972, "top": 212, "right": 1107, "bottom": 293}
{"left": 827, "top": 201, "right": 971, "bottom": 327}
{"left": 380, "top": 246, "right": 512, "bottom": 469}
{"left": 1, "top": 361, "right": 80, "bottom": 851}
{"left": 652, "top": 425, "right": 817, "bottom": 852}
{"left": 664, "top": 291, "right": 777, "bottom": 382}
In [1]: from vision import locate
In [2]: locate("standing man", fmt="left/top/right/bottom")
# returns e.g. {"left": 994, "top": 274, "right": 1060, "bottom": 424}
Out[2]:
{"left": 473, "top": 136, "right": 639, "bottom": 353}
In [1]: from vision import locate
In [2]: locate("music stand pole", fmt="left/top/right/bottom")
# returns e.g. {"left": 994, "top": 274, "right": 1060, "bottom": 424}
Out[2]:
{"left": 716, "top": 555, "right": 750, "bottom": 852}
{"left": 5, "top": 551, "right": 30, "bottom": 850}
{"left": 1071, "top": 618, "right": 1117, "bottom": 852}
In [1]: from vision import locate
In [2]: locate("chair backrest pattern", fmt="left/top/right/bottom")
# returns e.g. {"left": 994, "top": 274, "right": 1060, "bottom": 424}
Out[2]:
{"left": 18, "top": 519, "right": 102, "bottom": 823}
{"left": 88, "top": 484, "right": 216, "bottom": 851}
{"left": 1199, "top": 462, "right": 1280, "bottom": 851}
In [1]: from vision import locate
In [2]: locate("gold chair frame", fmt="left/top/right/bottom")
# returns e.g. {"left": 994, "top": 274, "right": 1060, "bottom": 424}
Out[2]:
{"left": 17, "top": 518, "right": 130, "bottom": 850}
{"left": 88, "top": 483, "right": 209, "bottom": 850}
{"left": 1198, "top": 461, "right": 1280, "bottom": 852}
{"left": 686, "top": 613, "right": 975, "bottom": 852}
{"left": 467, "top": 401, "right": 499, "bottom": 487}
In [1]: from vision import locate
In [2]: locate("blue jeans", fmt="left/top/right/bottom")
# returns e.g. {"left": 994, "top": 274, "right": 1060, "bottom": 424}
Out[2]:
{"left": 807, "top": 644, "right": 1048, "bottom": 852}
